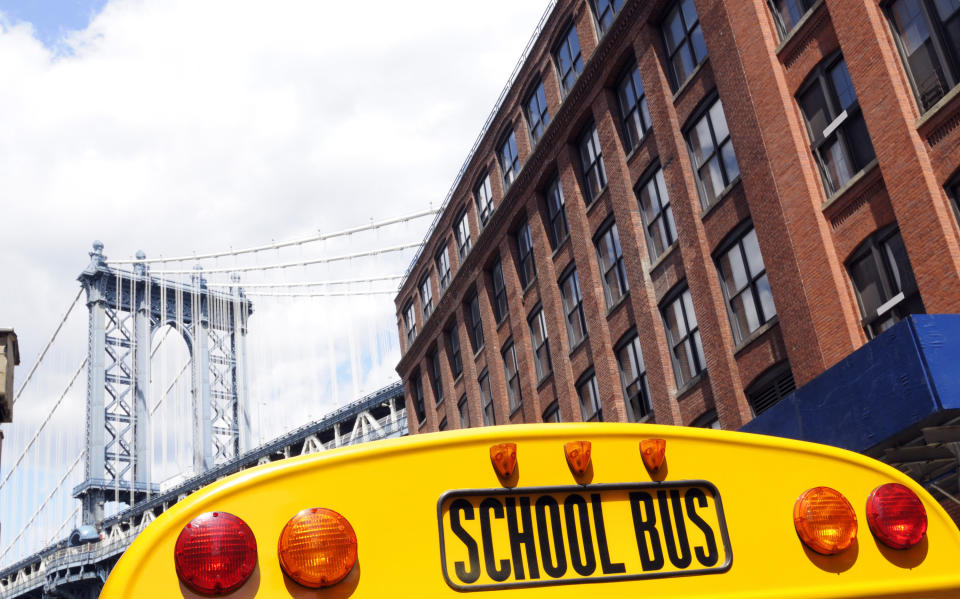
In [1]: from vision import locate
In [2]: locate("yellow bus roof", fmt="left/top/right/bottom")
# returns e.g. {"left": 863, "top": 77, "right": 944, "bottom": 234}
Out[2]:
{"left": 101, "top": 423, "right": 960, "bottom": 598}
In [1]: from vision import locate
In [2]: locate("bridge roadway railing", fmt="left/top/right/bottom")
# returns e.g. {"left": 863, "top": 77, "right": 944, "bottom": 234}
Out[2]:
{"left": 0, "top": 382, "right": 407, "bottom": 598}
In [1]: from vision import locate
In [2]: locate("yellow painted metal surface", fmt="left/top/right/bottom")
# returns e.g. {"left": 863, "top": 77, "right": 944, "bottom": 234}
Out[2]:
{"left": 101, "top": 424, "right": 960, "bottom": 598}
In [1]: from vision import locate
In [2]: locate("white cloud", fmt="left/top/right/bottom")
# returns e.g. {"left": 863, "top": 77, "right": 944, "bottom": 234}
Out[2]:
{"left": 0, "top": 0, "right": 551, "bottom": 562}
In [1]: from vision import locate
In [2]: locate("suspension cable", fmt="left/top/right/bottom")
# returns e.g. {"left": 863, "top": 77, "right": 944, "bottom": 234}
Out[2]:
{"left": 0, "top": 452, "right": 83, "bottom": 561}
{"left": 107, "top": 209, "right": 439, "bottom": 265}
{"left": 0, "top": 357, "right": 87, "bottom": 492}
{"left": 149, "top": 243, "right": 422, "bottom": 275}
{"left": 243, "top": 290, "right": 398, "bottom": 298}
{"left": 205, "top": 275, "right": 405, "bottom": 289}
{"left": 46, "top": 505, "right": 81, "bottom": 548}
{"left": 13, "top": 288, "right": 83, "bottom": 406}
{"left": 151, "top": 361, "right": 190, "bottom": 416}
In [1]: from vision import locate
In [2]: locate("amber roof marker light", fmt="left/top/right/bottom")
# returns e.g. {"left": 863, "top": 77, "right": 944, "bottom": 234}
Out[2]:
{"left": 639, "top": 438, "right": 666, "bottom": 473}
{"left": 564, "top": 440, "right": 592, "bottom": 478}
{"left": 278, "top": 507, "right": 358, "bottom": 589}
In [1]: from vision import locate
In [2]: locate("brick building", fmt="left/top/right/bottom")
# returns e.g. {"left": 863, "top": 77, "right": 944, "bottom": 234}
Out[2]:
{"left": 394, "top": 0, "right": 960, "bottom": 436}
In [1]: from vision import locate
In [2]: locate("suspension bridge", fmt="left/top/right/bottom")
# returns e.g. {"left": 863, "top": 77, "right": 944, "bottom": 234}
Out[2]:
{"left": 0, "top": 210, "right": 435, "bottom": 598}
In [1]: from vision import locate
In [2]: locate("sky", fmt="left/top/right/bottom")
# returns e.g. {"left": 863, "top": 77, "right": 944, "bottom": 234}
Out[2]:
{"left": 0, "top": 0, "right": 553, "bottom": 560}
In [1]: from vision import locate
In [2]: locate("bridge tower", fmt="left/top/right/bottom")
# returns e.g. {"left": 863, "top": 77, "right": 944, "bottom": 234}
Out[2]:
{"left": 74, "top": 242, "right": 253, "bottom": 525}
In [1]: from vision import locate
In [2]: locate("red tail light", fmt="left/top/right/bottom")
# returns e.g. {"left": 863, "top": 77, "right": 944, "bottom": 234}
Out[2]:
{"left": 174, "top": 512, "right": 258, "bottom": 596}
{"left": 866, "top": 483, "right": 927, "bottom": 549}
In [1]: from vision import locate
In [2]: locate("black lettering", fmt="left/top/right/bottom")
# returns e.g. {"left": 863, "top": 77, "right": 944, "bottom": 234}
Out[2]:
{"left": 590, "top": 493, "right": 626, "bottom": 574}
{"left": 657, "top": 489, "right": 692, "bottom": 568}
{"left": 685, "top": 488, "right": 719, "bottom": 566}
{"left": 479, "top": 497, "right": 511, "bottom": 582}
{"left": 563, "top": 494, "right": 597, "bottom": 576}
{"left": 534, "top": 496, "right": 567, "bottom": 578}
{"left": 629, "top": 491, "right": 664, "bottom": 571}
{"left": 449, "top": 499, "right": 481, "bottom": 583}
{"left": 505, "top": 497, "right": 540, "bottom": 580}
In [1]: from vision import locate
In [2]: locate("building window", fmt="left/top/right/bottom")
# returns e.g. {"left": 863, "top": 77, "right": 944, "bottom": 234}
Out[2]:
{"left": 595, "top": 221, "right": 629, "bottom": 308}
{"left": 412, "top": 373, "right": 426, "bottom": 425}
{"left": 847, "top": 226, "right": 925, "bottom": 339}
{"left": 419, "top": 274, "right": 433, "bottom": 320}
{"left": 528, "top": 308, "right": 552, "bottom": 381}
{"left": 887, "top": 0, "right": 960, "bottom": 112}
{"left": 693, "top": 411, "right": 721, "bottom": 429}
{"left": 517, "top": 219, "right": 537, "bottom": 288}
{"left": 617, "top": 64, "right": 651, "bottom": 153}
{"left": 499, "top": 131, "right": 520, "bottom": 189}
{"left": 949, "top": 174, "right": 960, "bottom": 219}
{"left": 591, "top": 0, "right": 624, "bottom": 35}
{"left": 403, "top": 300, "right": 417, "bottom": 345}
{"left": 636, "top": 165, "right": 678, "bottom": 261}
{"left": 545, "top": 178, "right": 570, "bottom": 249}
{"left": 439, "top": 417, "right": 448, "bottom": 431}
{"left": 746, "top": 361, "right": 796, "bottom": 416}
{"left": 663, "top": 0, "right": 707, "bottom": 88}
{"left": 479, "top": 369, "right": 495, "bottom": 426}
{"left": 716, "top": 225, "right": 777, "bottom": 344}
{"left": 768, "top": 0, "right": 817, "bottom": 39}
{"left": 687, "top": 97, "right": 740, "bottom": 208}
{"left": 579, "top": 124, "right": 607, "bottom": 204}
{"left": 428, "top": 348, "right": 443, "bottom": 406}
{"left": 542, "top": 400, "right": 561, "bottom": 422}
{"left": 797, "top": 54, "right": 876, "bottom": 195}
{"left": 662, "top": 285, "right": 706, "bottom": 387}
{"left": 491, "top": 257, "right": 509, "bottom": 324}
{"left": 503, "top": 340, "right": 522, "bottom": 413}
{"left": 616, "top": 333, "right": 652, "bottom": 422}
{"left": 458, "top": 395, "right": 470, "bottom": 428}
{"left": 577, "top": 371, "right": 603, "bottom": 422}
{"left": 447, "top": 325, "right": 463, "bottom": 379}
{"left": 554, "top": 24, "right": 583, "bottom": 98}
{"left": 526, "top": 80, "right": 551, "bottom": 144}
{"left": 474, "top": 174, "right": 494, "bottom": 228}
{"left": 560, "top": 267, "right": 588, "bottom": 346}
{"left": 454, "top": 208, "right": 472, "bottom": 260}
{"left": 436, "top": 246, "right": 451, "bottom": 292}
{"left": 467, "top": 292, "right": 484, "bottom": 352}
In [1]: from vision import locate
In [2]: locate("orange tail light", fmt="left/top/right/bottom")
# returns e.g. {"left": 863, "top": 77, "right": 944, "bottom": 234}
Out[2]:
{"left": 278, "top": 507, "right": 358, "bottom": 588}
{"left": 793, "top": 487, "right": 858, "bottom": 555}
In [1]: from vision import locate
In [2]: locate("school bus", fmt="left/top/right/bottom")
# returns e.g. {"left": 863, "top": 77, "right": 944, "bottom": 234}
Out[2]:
{"left": 100, "top": 423, "right": 960, "bottom": 598}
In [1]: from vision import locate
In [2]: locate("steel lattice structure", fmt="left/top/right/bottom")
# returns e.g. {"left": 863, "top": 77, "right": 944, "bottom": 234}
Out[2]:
{"left": 73, "top": 242, "right": 253, "bottom": 525}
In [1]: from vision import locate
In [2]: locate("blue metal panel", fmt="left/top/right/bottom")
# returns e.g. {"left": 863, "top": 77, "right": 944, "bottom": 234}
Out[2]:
{"left": 741, "top": 315, "right": 960, "bottom": 452}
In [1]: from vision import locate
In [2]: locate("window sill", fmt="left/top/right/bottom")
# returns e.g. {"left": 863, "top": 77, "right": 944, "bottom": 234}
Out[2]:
{"left": 774, "top": 0, "right": 825, "bottom": 60}
{"left": 700, "top": 176, "right": 742, "bottom": 220}
{"left": 551, "top": 236, "right": 571, "bottom": 259}
{"left": 452, "top": 373, "right": 463, "bottom": 386}
{"left": 510, "top": 404, "right": 524, "bottom": 418}
{"left": 569, "top": 336, "right": 589, "bottom": 358}
{"left": 672, "top": 59, "right": 708, "bottom": 105}
{"left": 647, "top": 241, "right": 679, "bottom": 274}
{"left": 536, "top": 371, "right": 555, "bottom": 391}
{"left": 435, "top": 397, "right": 445, "bottom": 410}
{"left": 585, "top": 185, "right": 610, "bottom": 215}
{"left": 606, "top": 291, "right": 631, "bottom": 318}
{"left": 916, "top": 83, "right": 960, "bottom": 136}
{"left": 473, "top": 345, "right": 485, "bottom": 360}
{"left": 821, "top": 159, "right": 879, "bottom": 212}
{"left": 674, "top": 370, "right": 708, "bottom": 400}
{"left": 522, "top": 277, "right": 538, "bottom": 300}
{"left": 623, "top": 128, "right": 653, "bottom": 165}
{"left": 733, "top": 316, "right": 779, "bottom": 356}
{"left": 496, "top": 316, "right": 510, "bottom": 331}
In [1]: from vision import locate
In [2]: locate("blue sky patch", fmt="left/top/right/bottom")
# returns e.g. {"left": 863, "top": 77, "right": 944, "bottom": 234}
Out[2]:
{"left": 0, "top": 0, "right": 107, "bottom": 48}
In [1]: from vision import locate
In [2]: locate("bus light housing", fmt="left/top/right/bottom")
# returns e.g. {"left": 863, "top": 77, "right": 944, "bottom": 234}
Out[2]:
{"left": 278, "top": 507, "right": 358, "bottom": 588}
{"left": 564, "top": 441, "right": 591, "bottom": 476}
{"left": 490, "top": 443, "right": 517, "bottom": 479}
{"left": 793, "top": 487, "right": 857, "bottom": 555}
{"left": 174, "top": 512, "right": 258, "bottom": 596}
{"left": 866, "top": 483, "right": 927, "bottom": 549}
{"left": 640, "top": 438, "right": 666, "bottom": 472}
